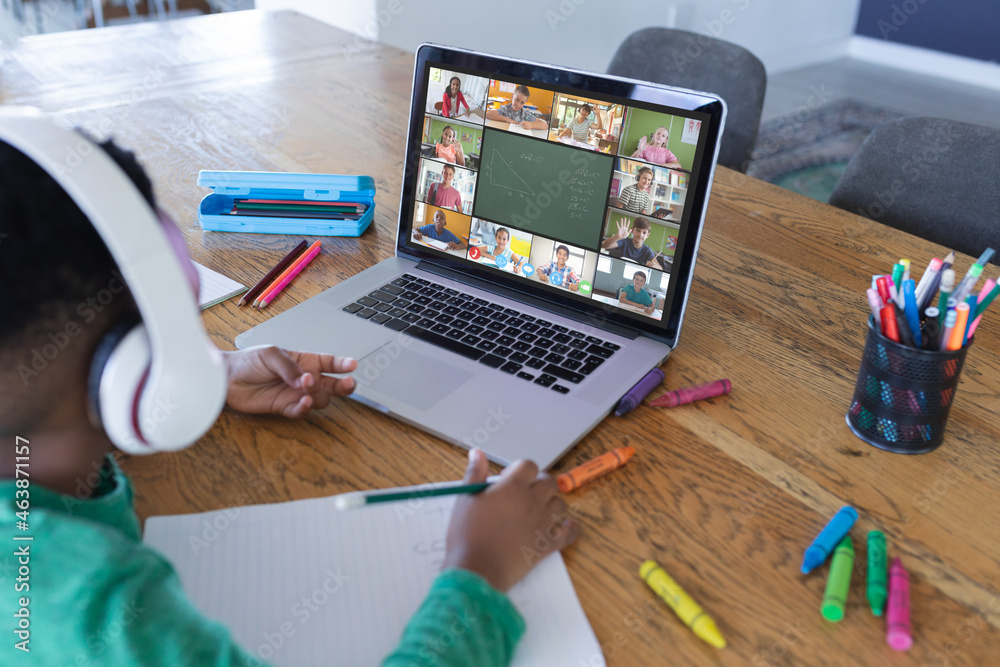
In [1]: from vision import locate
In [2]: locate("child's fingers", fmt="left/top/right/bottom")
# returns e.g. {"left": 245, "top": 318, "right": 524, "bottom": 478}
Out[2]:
{"left": 500, "top": 459, "right": 538, "bottom": 486}
{"left": 256, "top": 346, "right": 307, "bottom": 388}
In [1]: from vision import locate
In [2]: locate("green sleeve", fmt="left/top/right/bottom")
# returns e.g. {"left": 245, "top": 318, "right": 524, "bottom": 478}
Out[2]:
{"left": 382, "top": 569, "right": 525, "bottom": 667}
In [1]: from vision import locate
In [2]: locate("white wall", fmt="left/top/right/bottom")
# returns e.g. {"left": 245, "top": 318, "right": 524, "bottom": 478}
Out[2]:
{"left": 255, "top": 0, "right": 378, "bottom": 38}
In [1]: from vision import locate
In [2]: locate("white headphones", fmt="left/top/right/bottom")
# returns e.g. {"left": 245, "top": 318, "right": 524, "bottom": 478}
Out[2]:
{"left": 0, "top": 107, "right": 228, "bottom": 454}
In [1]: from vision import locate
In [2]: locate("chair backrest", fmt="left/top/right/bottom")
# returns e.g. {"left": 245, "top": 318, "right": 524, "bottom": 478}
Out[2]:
{"left": 829, "top": 117, "right": 1000, "bottom": 262}
{"left": 607, "top": 27, "right": 766, "bottom": 173}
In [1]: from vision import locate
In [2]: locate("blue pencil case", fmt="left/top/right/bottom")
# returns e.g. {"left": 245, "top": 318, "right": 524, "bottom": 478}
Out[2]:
{"left": 197, "top": 170, "right": 375, "bottom": 236}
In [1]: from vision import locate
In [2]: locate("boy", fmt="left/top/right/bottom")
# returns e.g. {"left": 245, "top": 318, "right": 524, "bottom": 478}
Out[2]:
{"left": 536, "top": 245, "right": 580, "bottom": 291}
{"left": 619, "top": 271, "right": 656, "bottom": 315}
{"left": 601, "top": 216, "right": 660, "bottom": 269}
{"left": 425, "top": 163, "right": 464, "bottom": 211}
{"left": 614, "top": 167, "right": 654, "bottom": 214}
{"left": 485, "top": 85, "right": 548, "bottom": 131}
{"left": 0, "top": 127, "right": 577, "bottom": 665}
{"left": 414, "top": 209, "right": 467, "bottom": 250}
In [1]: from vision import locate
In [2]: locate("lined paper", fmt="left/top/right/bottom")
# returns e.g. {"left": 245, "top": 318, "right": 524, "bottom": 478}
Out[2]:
{"left": 194, "top": 261, "right": 245, "bottom": 309}
{"left": 144, "top": 493, "right": 604, "bottom": 666}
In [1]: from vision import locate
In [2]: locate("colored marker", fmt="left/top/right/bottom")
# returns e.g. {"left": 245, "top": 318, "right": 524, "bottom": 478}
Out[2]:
{"left": 900, "top": 258, "right": 911, "bottom": 284}
{"left": 937, "top": 269, "right": 955, "bottom": 325}
{"left": 615, "top": 368, "right": 665, "bottom": 415}
{"left": 946, "top": 303, "right": 970, "bottom": 350}
{"left": 976, "top": 247, "right": 995, "bottom": 266}
{"left": 649, "top": 379, "right": 732, "bottom": 408}
{"left": 866, "top": 288, "right": 884, "bottom": 325}
{"left": 822, "top": 535, "right": 855, "bottom": 622}
{"left": 557, "top": 446, "right": 635, "bottom": 493}
{"left": 914, "top": 257, "right": 942, "bottom": 307}
{"left": 876, "top": 276, "right": 892, "bottom": 306}
{"left": 938, "top": 310, "right": 957, "bottom": 351}
{"left": 903, "top": 280, "right": 921, "bottom": 347}
{"left": 880, "top": 305, "right": 900, "bottom": 343}
{"left": 801, "top": 506, "right": 858, "bottom": 574}
{"left": 891, "top": 263, "right": 905, "bottom": 306}
{"left": 952, "top": 263, "right": 983, "bottom": 303}
{"left": 639, "top": 560, "right": 726, "bottom": 648}
{"left": 886, "top": 557, "right": 913, "bottom": 651}
{"left": 867, "top": 531, "right": 888, "bottom": 616}
{"left": 963, "top": 294, "right": 978, "bottom": 345}
{"left": 968, "top": 279, "right": 998, "bottom": 338}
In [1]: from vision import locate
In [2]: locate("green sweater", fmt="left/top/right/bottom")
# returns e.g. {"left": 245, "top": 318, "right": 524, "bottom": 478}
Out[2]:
{"left": 0, "top": 456, "right": 524, "bottom": 666}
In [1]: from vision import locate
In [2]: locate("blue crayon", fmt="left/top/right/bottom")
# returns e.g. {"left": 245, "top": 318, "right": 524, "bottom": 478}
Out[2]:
{"left": 801, "top": 506, "right": 859, "bottom": 574}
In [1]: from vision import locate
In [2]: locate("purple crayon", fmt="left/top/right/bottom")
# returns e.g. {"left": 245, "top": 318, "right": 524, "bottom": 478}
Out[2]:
{"left": 801, "top": 506, "right": 858, "bottom": 574}
{"left": 649, "top": 378, "right": 732, "bottom": 408}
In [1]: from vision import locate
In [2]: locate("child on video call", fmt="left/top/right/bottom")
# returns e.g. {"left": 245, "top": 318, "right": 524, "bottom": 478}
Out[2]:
{"left": 631, "top": 125, "right": 682, "bottom": 169}
{"left": 425, "top": 162, "right": 463, "bottom": 211}
{"left": 0, "top": 127, "right": 578, "bottom": 666}
{"left": 601, "top": 216, "right": 660, "bottom": 269}
{"left": 441, "top": 76, "right": 470, "bottom": 118}
{"left": 616, "top": 166, "right": 654, "bottom": 214}
{"left": 413, "top": 209, "right": 467, "bottom": 250}
{"left": 536, "top": 244, "right": 581, "bottom": 291}
{"left": 619, "top": 270, "right": 657, "bottom": 315}
{"left": 435, "top": 124, "right": 466, "bottom": 167}
{"left": 475, "top": 226, "right": 524, "bottom": 273}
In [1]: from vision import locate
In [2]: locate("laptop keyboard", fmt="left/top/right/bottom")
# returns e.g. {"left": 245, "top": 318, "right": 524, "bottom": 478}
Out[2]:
{"left": 342, "top": 273, "right": 620, "bottom": 394}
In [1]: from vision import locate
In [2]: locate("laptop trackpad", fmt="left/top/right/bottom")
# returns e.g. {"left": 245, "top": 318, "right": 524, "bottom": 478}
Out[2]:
{"left": 356, "top": 344, "right": 473, "bottom": 411}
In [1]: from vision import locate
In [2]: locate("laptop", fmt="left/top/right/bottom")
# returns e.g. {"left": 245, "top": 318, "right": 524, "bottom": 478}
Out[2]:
{"left": 235, "top": 44, "right": 726, "bottom": 470}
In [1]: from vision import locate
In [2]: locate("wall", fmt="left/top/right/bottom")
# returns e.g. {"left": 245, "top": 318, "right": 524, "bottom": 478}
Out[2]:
{"left": 255, "top": 0, "right": 379, "bottom": 37}
{"left": 372, "top": 0, "right": 862, "bottom": 75}
{"left": 854, "top": 0, "right": 999, "bottom": 63}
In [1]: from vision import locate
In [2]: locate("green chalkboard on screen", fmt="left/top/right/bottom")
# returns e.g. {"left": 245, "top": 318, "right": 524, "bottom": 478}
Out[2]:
{"left": 473, "top": 128, "right": 613, "bottom": 248}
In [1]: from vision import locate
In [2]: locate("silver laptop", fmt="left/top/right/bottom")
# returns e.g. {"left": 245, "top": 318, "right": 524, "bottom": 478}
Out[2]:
{"left": 235, "top": 44, "right": 726, "bottom": 469}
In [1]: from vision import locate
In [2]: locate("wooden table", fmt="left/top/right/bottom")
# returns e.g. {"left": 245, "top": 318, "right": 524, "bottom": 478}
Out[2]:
{"left": 4, "top": 10, "right": 1000, "bottom": 665}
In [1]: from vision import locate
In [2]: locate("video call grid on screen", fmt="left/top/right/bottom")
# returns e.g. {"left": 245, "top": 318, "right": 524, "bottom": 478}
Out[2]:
{"left": 406, "top": 62, "right": 713, "bottom": 326}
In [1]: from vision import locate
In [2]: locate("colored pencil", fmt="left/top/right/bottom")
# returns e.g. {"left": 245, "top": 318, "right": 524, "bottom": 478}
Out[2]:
{"left": 238, "top": 240, "right": 307, "bottom": 306}
{"left": 253, "top": 240, "right": 321, "bottom": 307}
{"left": 259, "top": 242, "right": 322, "bottom": 308}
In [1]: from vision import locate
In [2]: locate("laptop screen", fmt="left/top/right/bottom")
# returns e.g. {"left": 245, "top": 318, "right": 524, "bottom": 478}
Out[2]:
{"left": 399, "top": 45, "right": 725, "bottom": 344}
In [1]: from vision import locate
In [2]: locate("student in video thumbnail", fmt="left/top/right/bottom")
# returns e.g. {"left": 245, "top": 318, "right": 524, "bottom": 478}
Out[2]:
{"left": 486, "top": 85, "right": 548, "bottom": 130}
{"left": 558, "top": 104, "right": 603, "bottom": 143}
{"left": 476, "top": 227, "right": 525, "bottom": 274}
{"left": 435, "top": 125, "right": 466, "bottom": 167}
{"left": 601, "top": 216, "right": 659, "bottom": 268}
{"left": 441, "top": 76, "right": 470, "bottom": 118}
{"left": 615, "top": 167, "right": 654, "bottom": 214}
{"left": 631, "top": 126, "right": 682, "bottom": 169}
{"left": 537, "top": 244, "right": 580, "bottom": 291}
{"left": 426, "top": 163, "right": 463, "bottom": 211}
{"left": 414, "top": 209, "right": 467, "bottom": 250}
{"left": 469, "top": 217, "right": 499, "bottom": 246}
{"left": 619, "top": 271, "right": 656, "bottom": 315}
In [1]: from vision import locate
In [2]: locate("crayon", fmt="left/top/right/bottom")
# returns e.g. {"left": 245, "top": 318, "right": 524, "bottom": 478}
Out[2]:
{"left": 867, "top": 531, "right": 888, "bottom": 615}
{"left": 822, "top": 535, "right": 855, "bottom": 622}
{"left": 615, "top": 368, "right": 664, "bottom": 416}
{"left": 639, "top": 560, "right": 726, "bottom": 648}
{"left": 801, "top": 506, "right": 858, "bottom": 574}
{"left": 557, "top": 446, "right": 635, "bottom": 493}
{"left": 649, "top": 379, "right": 731, "bottom": 408}
{"left": 886, "top": 557, "right": 913, "bottom": 651}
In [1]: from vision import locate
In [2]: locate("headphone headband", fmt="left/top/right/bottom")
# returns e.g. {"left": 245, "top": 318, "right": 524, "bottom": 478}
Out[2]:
{"left": 0, "top": 107, "right": 227, "bottom": 452}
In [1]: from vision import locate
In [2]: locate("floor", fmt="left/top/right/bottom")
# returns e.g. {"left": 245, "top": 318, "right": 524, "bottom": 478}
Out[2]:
{"left": 763, "top": 58, "right": 1000, "bottom": 129}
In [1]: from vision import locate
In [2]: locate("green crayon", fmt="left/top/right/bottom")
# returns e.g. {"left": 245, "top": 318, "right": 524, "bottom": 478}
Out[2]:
{"left": 822, "top": 535, "right": 855, "bottom": 622}
{"left": 867, "top": 531, "right": 888, "bottom": 616}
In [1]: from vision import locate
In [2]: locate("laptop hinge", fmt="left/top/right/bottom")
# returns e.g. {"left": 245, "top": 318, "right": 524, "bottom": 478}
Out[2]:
{"left": 416, "top": 261, "right": 642, "bottom": 340}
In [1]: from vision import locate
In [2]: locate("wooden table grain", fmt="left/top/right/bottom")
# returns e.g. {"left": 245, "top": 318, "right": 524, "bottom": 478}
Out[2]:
{"left": 5, "top": 10, "right": 999, "bottom": 665}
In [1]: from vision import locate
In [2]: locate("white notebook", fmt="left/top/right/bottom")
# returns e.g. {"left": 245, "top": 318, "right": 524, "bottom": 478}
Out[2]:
{"left": 194, "top": 262, "right": 245, "bottom": 309}
{"left": 144, "top": 492, "right": 604, "bottom": 666}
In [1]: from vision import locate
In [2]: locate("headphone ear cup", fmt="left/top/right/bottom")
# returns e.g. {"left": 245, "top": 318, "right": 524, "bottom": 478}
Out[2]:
{"left": 88, "top": 315, "right": 153, "bottom": 455}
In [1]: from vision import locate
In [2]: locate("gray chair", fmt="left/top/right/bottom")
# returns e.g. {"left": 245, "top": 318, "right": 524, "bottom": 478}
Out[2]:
{"left": 608, "top": 27, "right": 766, "bottom": 173}
{"left": 829, "top": 117, "right": 1000, "bottom": 262}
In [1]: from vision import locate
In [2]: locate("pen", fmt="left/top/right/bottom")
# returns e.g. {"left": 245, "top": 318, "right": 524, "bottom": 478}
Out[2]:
{"left": 938, "top": 310, "right": 956, "bottom": 351}
{"left": 913, "top": 257, "right": 942, "bottom": 308}
{"left": 866, "top": 288, "right": 884, "bottom": 325}
{"left": 936, "top": 269, "right": 955, "bottom": 325}
{"left": 967, "top": 279, "right": 999, "bottom": 338}
{"left": 334, "top": 478, "right": 499, "bottom": 509}
{"left": 903, "top": 280, "right": 921, "bottom": 348}
{"left": 615, "top": 368, "right": 664, "bottom": 416}
{"left": 976, "top": 247, "right": 995, "bottom": 267}
{"left": 963, "top": 294, "right": 978, "bottom": 345}
{"left": 952, "top": 263, "right": 983, "bottom": 304}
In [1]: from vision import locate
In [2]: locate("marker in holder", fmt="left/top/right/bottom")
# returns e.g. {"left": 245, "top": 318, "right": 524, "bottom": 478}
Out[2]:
{"left": 847, "top": 316, "right": 970, "bottom": 454}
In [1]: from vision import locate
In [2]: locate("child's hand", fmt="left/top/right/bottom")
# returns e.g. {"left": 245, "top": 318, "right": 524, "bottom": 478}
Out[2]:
{"left": 223, "top": 347, "right": 357, "bottom": 418}
{"left": 636, "top": 135, "right": 648, "bottom": 152}
{"left": 443, "top": 449, "right": 580, "bottom": 592}
{"left": 615, "top": 217, "right": 631, "bottom": 240}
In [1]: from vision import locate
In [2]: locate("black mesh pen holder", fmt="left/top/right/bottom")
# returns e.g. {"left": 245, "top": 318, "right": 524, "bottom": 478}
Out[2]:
{"left": 846, "top": 316, "right": 970, "bottom": 454}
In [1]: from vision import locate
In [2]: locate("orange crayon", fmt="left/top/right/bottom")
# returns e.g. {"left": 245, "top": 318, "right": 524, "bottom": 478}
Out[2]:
{"left": 557, "top": 446, "right": 635, "bottom": 493}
